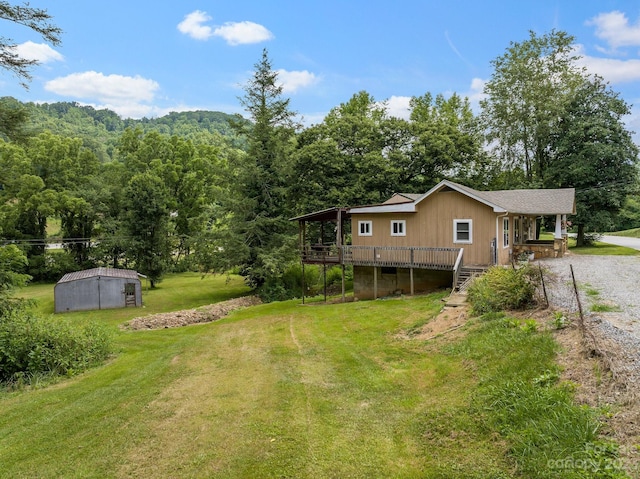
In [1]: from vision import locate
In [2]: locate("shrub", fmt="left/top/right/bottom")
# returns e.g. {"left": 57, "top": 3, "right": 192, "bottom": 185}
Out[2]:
{"left": 0, "top": 310, "right": 113, "bottom": 383}
{"left": 467, "top": 265, "right": 539, "bottom": 315}
{"left": 582, "top": 232, "right": 603, "bottom": 246}
{"left": 258, "top": 264, "right": 350, "bottom": 302}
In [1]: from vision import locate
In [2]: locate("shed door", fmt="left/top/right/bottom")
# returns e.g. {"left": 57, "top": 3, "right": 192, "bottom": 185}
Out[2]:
{"left": 124, "top": 283, "right": 136, "bottom": 307}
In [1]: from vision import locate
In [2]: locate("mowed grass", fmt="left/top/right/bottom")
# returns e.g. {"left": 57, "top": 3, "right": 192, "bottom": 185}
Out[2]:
{"left": 1, "top": 274, "right": 615, "bottom": 478}
{"left": 568, "top": 237, "right": 640, "bottom": 256}
{"left": 609, "top": 227, "right": 640, "bottom": 238}
{"left": 17, "top": 272, "right": 251, "bottom": 328}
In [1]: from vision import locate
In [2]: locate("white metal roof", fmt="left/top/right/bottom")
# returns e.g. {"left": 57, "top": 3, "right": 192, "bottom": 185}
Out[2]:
{"left": 57, "top": 267, "right": 140, "bottom": 284}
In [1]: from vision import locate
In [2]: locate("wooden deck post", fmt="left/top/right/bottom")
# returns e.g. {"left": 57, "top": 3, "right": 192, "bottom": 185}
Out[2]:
{"left": 410, "top": 249, "right": 414, "bottom": 295}
{"left": 410, "top": 268, "right": 414, "bottom": 296}
{"left": 374, "top": 266, "right": 378, "bottom": 300}
{"left": 323, "top": 261, "right": 327, "bottom": 302}
{"left": 301, "top": 220, "right": 305, "bottom": 304}
{"left": 302, "top": 260, "right": 305, "bottom": 304}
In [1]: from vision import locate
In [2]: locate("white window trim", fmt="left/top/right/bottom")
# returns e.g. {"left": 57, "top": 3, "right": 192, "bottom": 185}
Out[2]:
{"left": 390, "top": 220, "right": 406, "bottom": 237}
{"left": 358, "top": 220, "right": 372, "bottom": 236}
{"left": 453, "top": 219, "right": 473, "bottom": 244}
{"left": 503, "top": 217, "right": 510, "bottom": 248}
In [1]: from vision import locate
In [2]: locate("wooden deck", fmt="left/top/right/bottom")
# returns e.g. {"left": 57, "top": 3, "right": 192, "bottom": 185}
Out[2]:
{"left": 301, "top": 245, "right": 462, "bottom": 270}
{"left": 343, "top": 245, "right": 461, "bottom": 269}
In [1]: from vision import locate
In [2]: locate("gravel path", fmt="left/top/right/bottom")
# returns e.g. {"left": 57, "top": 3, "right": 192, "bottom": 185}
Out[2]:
{"left": 539, "top": 254, "right": 640, "bottom": 381}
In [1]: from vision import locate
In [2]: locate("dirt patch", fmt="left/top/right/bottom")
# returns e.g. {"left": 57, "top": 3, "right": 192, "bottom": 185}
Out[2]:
{"left": 398, "top": 292, "right": 471, "bottom": 341}
{"left": 121, "top": 296, "right": 262, "bottom": 330}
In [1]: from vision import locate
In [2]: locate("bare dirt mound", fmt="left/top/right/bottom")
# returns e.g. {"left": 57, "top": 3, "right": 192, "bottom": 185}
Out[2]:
{"left": 122, "top": 296, "right": 262, "bottom": 330}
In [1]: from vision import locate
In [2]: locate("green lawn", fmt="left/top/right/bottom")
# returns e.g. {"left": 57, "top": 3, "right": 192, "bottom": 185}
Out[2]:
{"left": 1, "top": 275, "right": 627, "bottom": 478}
{"left": 567, "top": 237, "right": 640, "bottom": 256}
{"left": 609, "top": 228, "right": 640, "bottom": 238}
{"left": 17, "top": 272, "right": 251, "bottom": 328}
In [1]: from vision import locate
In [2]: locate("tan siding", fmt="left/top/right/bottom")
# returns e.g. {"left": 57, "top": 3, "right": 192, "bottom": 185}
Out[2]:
{"left": 351, "top": 190, "right": 500, "bottom": 265}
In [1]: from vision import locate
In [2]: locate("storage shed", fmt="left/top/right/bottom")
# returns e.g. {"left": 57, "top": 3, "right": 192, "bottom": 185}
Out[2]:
{"left": 55, "top": 267, "right": 143, "bottom": 313}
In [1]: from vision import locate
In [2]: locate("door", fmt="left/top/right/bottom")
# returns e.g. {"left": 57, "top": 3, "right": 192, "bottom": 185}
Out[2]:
{"left": 124, "top": 283, "right": 137, "bottom": 307}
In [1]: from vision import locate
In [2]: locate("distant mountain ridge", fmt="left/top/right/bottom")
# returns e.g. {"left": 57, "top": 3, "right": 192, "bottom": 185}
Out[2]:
{"left": 2, "top": 97, "right": 248, "bottom": 161}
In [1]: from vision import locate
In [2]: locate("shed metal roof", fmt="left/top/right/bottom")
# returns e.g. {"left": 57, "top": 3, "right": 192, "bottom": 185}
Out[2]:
{"left": 57, "top": 268, "right": 140, "bottom": 284}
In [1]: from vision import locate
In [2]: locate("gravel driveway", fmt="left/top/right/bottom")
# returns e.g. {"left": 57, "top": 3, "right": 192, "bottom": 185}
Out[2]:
{"left": 539, "top": 254, "right": 640, "bottom": 380}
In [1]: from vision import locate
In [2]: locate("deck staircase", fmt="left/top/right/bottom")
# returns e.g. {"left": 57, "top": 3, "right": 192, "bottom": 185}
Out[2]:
{"left": 455, "top": 266, "right": 488, "bottom": 292}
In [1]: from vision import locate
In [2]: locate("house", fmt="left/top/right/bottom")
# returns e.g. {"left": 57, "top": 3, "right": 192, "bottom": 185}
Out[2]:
{"left": 293, "top": 180, "right": 575, "bottom": 300}
{"left": 54, "top": 267, "right": 143, "bottom": 313}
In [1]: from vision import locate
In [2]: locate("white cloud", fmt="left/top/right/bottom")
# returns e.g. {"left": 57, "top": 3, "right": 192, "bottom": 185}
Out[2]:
{"left": 467, "top": 77, "right": 487, "bottom": 106}
{"left": 178, "top": 10, "right": 273, "bottom": 45}
{"left": 574, "top": 44, "right": 640, "bottom": 84}
{"left": 385, "top": 95, "right": 412, "bottom": 119}
{"left": 13, "top": 41, "right": 63, "bottom": 63}
{"left": 276, "top": 69, "right": 317, "bottom": 93}
{"left": 177, "top": 10, "right": 213, "bottom": 40}
{"left": 45, "top": 71, "right": 160, "bottom": 107}
{"left": 587, "top": 11, "right": 640, "bottom": 50}
{"left": 213, "top": 21, "right": 273, "bottom": 45}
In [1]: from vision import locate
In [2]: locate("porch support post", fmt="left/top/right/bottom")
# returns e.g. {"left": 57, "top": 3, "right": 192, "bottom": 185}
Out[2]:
{"left": 410, "top": 267, "right": 414, "bottom": 296}
{"left": 561, "top": 214, "right": 567, "bottom": 236}
{"left": 302, "top": 260, "right": 305, "bottom": 304}
{"left": 323, "top": 262, "right": 327, "bottom": 302}
{"left": 554, "top": 214, "right": 562, "bottom": 239}
{"left": 301, "top": 220, "right": 305, "bottom": 305}
{"left": 341, "top": 264, "right": 346, "bottom": 302}
{"left": 374, "top": 266, "right": 378, "bottom": 300}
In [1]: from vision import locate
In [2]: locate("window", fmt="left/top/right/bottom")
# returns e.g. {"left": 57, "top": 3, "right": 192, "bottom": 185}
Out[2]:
{"left": 390, "top": 220, "right": 406, "bottom": 236}
{"left": 503, "top": 217, "right": 510, "bottom": 247}
{"left": 358, "top": 220, "right": 372, "bottom": 236}
{"left": 453, "top": 219, "right": 472, "bottom": 244}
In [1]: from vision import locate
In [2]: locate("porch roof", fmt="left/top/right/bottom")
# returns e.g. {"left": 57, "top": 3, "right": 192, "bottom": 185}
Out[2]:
{"left": 290, "top": 207, "right": 350, "bottom": 223}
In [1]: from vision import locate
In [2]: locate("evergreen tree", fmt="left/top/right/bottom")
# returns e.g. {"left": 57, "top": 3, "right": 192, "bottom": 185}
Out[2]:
{"left": 217, "top": 49, "right": 299, "bottom": 291}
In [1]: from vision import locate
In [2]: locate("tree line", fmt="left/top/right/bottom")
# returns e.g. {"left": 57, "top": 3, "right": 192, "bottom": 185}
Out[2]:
{"left": 0, "top": 31, "right": 639, "bottom": 301}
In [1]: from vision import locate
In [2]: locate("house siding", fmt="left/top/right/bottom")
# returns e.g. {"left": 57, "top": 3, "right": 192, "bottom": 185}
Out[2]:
{"left": 352, "top": 189, "right": 499, "bottom": 266}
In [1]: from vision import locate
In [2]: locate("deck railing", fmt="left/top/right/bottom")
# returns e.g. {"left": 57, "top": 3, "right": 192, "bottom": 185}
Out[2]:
{"left": 341, "top": 245, "right": 461, "bottom": 270}
{"left": 301, "top": 245, "right": 341, "bottom": 264}
{"left": 452, "top": 248, "right": 464, "bottom": 288}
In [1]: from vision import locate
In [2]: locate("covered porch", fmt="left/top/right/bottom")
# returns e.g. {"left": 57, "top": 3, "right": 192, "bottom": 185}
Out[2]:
{"left": 511, "top": 213, "right": 569, "bottom": 260}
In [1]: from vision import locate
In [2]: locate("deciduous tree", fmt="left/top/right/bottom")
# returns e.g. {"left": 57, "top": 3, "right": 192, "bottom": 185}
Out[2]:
{"left": 0, "top": 1, "right": 62, "bottom": 87}
{"left": 481, "top": 30, "right": 584, "bottom": 185}
{"left": 546, "top": 76, "right": 639, "bottom": 245}
{"left": 124, "top": 172, "right": 171, "bottom": 287}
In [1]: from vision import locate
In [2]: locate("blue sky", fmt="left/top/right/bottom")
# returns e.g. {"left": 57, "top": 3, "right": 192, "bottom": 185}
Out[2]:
{"left": 3, "top": 0, "right": 640, "bottom": 138}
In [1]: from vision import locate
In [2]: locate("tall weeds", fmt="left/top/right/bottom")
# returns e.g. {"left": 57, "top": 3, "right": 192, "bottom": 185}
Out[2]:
{"left": 0, "top": 310, "right": 113, "bottom": 385}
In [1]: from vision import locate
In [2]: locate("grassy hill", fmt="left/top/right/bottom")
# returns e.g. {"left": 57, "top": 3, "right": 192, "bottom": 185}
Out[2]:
{"left": 610, "top": 228, "right": 640, "bottom": 238}
{"left": 1, "top": 275, "right": 628, "bottom": 478}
